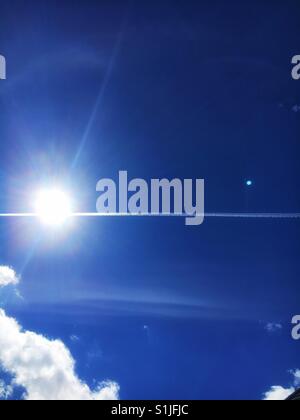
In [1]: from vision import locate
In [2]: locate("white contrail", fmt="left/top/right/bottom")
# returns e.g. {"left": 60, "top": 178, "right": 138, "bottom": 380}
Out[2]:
{"left": 0, "top": 212, "right": 299, "bottom": 219}
{"left": 0, "top": 213, "right": 37, "bottom": 217}
{"left": 205, "top": 213, "right": 300, "bottom": 219}
{"left": 73, "top": 212, "right": 300, "bottom": 219}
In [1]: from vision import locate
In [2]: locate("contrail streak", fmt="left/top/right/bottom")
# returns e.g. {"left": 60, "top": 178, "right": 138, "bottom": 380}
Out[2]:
{"left": 0, "top": 213, "right": 37, "bottom": 217}
{"left": 0, "top": 212, "right": 300, "bottom": 219}
{"left": 205, "top": 213, "right": 300, "bottom": 219}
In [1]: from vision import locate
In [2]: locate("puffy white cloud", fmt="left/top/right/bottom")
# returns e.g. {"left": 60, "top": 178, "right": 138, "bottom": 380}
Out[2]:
{"left": 0, "top": 267, "right": 19, "bottom": 288}
{"left": 263, "top": 370, "right": 300, "bottom": 400}
{"left": 264, "top": 386, "right": 295, "bottom": 401}
{"left": 0, "top": 309, "right": 119, "bottom": 400}
{"left": 0, "top": 266, "right": 119, "bottom": 400}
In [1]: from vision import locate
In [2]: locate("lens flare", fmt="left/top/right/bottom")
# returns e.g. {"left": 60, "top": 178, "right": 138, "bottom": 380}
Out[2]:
{"left": 34, "top": 189, "right": 72, "bottom": 226}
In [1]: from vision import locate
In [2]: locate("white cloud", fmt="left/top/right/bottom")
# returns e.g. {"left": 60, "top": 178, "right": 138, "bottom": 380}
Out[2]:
{"left": 292, "top": 369, "right": 300, "bottom": 386}
{"left": 292, "top": 105, "right": 300, "bottom": 113}
{"left": 263, "top": 370, "right": 299, "bottom": 400}
{"left": 264, "top": 386, "right": 295, "bottom": 401}
{"left": 264, "top": 323, "right": 282, "bottom": 333}
{"left": 0, "top": 266, "right": 119, "bottom": 400}
{"left": 0, "top": 309, "right": 119, "bottom": 400}
{"left": 0, "top": 267, "right": 19, "bottom": 288}
{"left": 70, "top": 335, "right": 80, "bottom": 343}
{"left": 0, "top": 380, "right": 13, "bottom": 400}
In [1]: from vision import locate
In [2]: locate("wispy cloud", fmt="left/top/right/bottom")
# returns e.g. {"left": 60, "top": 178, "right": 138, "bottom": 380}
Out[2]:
{"left": 292, "top": 105, "right": 300, "bottom": 113}
{"left": 264, "top": 322, "right": 283, "bottom": 334}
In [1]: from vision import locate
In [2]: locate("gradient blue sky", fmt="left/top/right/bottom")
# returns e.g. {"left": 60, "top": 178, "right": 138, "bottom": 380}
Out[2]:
{"left": 0, "top": 0, "right": 300, "bottom": 400}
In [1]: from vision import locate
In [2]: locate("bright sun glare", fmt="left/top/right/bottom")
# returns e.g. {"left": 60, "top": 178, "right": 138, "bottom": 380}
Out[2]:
{"left": 34, "top": 189, "right": 72, "bottom": 226}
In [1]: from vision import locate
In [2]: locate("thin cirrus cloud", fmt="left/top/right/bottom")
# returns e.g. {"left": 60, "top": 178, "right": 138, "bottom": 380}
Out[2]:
{"left": 0, "top": 266, "right": 119, "bottom": 401}
{"left": 263, "top": 370, "right": 300, "bottom": 400}
{"left": 264, "top": 322, "right": 283, "bottom": 334}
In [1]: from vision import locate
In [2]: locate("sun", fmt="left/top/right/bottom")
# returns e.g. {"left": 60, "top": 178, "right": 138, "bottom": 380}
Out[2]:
{"left": 34, "top": 189, "right": 72, "bottom": 226}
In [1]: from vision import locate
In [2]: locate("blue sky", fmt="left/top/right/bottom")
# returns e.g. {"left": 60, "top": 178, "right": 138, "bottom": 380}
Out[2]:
{"left": 0, "top": 0, "right": 300, "bottom": 400}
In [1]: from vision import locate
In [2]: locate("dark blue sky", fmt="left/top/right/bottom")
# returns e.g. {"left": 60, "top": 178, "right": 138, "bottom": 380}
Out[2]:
{"left": 0, "top": 0, "right": 300, "bottom": 400}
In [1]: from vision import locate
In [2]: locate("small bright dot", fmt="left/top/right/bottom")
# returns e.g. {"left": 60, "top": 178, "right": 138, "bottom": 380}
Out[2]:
{"left": 34, "top": 189, "right": 72, "bottom": 226}
{"left": 246, "top": 180, "right": 253, "bottom": 187}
